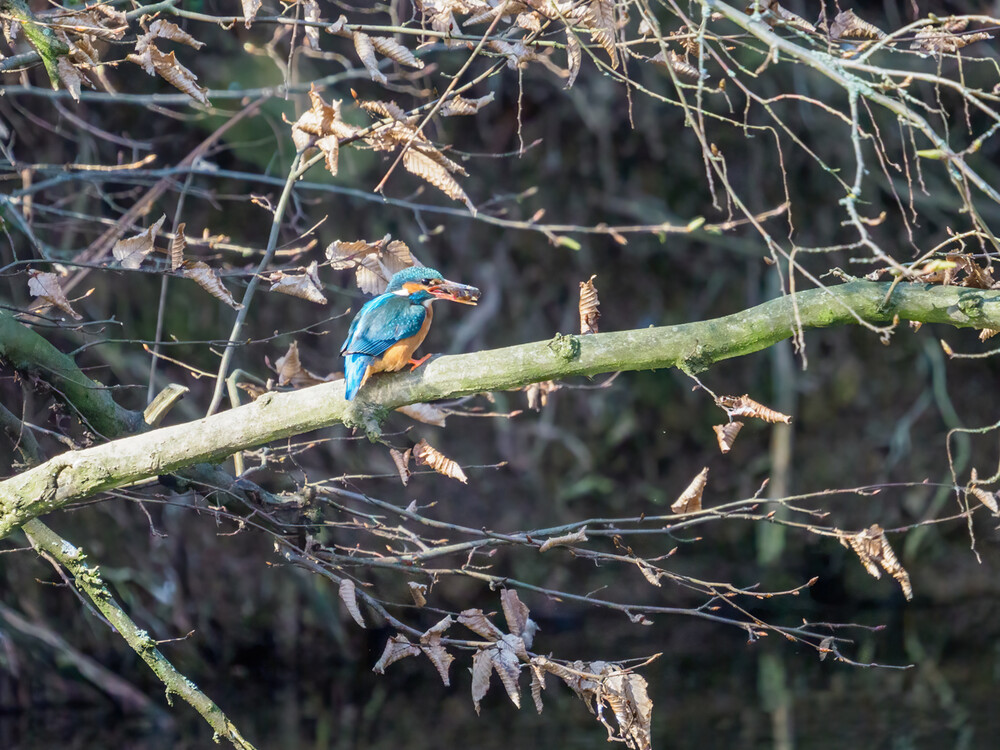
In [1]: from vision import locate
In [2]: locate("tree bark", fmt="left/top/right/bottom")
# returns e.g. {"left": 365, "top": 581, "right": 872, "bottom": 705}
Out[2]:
{"left": 2, "top": 280, "right": 998, "bottom": 538}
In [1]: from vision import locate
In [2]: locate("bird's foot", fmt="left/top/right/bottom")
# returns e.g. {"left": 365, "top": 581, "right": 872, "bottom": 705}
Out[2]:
{"left": 409, "top": 354, "right": 433, "bottom": 371}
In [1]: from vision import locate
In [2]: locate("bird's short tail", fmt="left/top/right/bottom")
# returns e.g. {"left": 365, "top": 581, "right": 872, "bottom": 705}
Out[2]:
{"left": 343, "top": 353, "right": 373, "bottom": 401}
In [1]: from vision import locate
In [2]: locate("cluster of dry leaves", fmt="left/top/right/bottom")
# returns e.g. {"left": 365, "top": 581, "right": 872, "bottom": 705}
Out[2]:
{"left": 366, "top": 588, "right": 652, "bottom": 750}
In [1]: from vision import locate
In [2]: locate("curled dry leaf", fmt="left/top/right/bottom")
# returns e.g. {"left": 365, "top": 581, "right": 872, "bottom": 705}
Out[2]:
{"left": 395, "top": 403, "right": 448, "bottom": 427}
{"left": 910, "top": 24, "right": 991, "bottom": 54}
{"left": 407, "top": 581, "right": 428, "bottom": 607}
{"left": 585, "top": 0, "right": 619, "bottom": 69}
{"left": 713, "top": 421, "right": 744, "bottom": 453}
{"left": 170, "top": 223, "right": 186, "bottom": 271}
{"left": 372, "top": 634, "right": 421, "bottom": 673}
{"left": 180, "top": 261, "right": 242, "bottom": 309}
{"left": 635, "top": 559, "right": 663, "bottom": 587}
{"left": 241, "top": 0, "right": 262, "bottom": 28}
{"left": 471, "top": 647, "right": 494, "bottom": 715}
{"left": 538, "top": 526, "right": 588, "bottom": 552}
{"left": 578, "top": 274, "right": 600, "bottom": 334}
{"left": 839, "top": 524, "right": 913, "bottom": 600}
{"left": 420, "top": 615, "right": 455, "bottom": 686}
{"left": 530, "top": 662, "right": 546, "bottom": 713}
{"left": 672, "top": 467, "right": 708, "bottom": 514}
{"left": 301, "top": 0, "right": 321, "bottom": 48}
{"left": 272, "top": 341, "right": 336, "bottom": 388}
{"left": 458, "top": 609, "right": 504, "bottom": 641}
{"left": 565, "top": 30, "right": 582, "bottom": 88}
{"left": 413, "top": 438, "right": 468, "bottom": 483}
{"left": 370, "top": 36, "right": 425, "bottom": 69}
{"left": 291, "top": 86, "right": 358, "bottom": 176}
{"left": 500, "top": 589, "right": 530, "bottom": 638}
{"left": 112, "top": 214, "right": 166, "bottom": 269}
{"left": 829, "top": 9, "right": 886, "bottom": 40}
{"left": 403, "top": 148, "right": 474, "bottom": 210}
{"left": 338, "top": 579, "right": 366, "bottom": 628}
{"left": 491, "top": 635, "right": 524, "bottom": 708}
{"left": 967, "top": 469, "right": 999, "bottom": 514}
{"left": 524, "top": 380, "right": 561, "bottom": 410}
{"left": 651, "top": 49, "right": 703, "bottom": 79}
{"left": 56, "top": 57, "right": 83, "bottom": 101}
{"left": 718, "top": 394, "right": 791, "bottom": 424}
{"left": 353, "top": 31, "right": 388, "bottom": 84}
{"left": 27, "top": 271, "right": 82, "bottom": 320}
{"left": 439, "top": 92, "right": 495, "bottom": 117}
{"left": 326, "top": 235, "right": 417, "bottom": 295}
{"left": 389, "top": 448, "right": 412, "bottom": 486}
{"left": 267, "top": 261, "right": 328, "bottom": 305}
{"left": 128, "top": 23, "right": 209, "bottom": 104}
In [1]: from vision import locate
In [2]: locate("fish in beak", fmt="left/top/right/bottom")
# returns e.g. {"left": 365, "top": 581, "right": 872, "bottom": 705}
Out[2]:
{"left": 428, "top": 280, "right": 480, "bottom": 305}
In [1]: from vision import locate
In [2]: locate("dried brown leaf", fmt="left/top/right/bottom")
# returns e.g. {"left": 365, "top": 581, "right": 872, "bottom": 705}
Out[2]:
{"left": 491, "top": 636, "right": 523, "bottom": 708}
{"left": 267, "top": 261, "right": 328, "bottom": 304}
{"left": 403, "top": 148, "right": 474, "bottom": 210}
{"left": 272, "top": 341, "right": 335, "bottom": 388}
{"left": 967, "top": 469, "right": 999, "bottom": 514}
{"left": 585, "top": 0, "right": 619, "bottom": 69}
{"left": 524, "top": 380, "right": 561, "bottom": 410}
{"left": 339, "top": 578, "right": 366, "bottom": 628}
{"left": 538, "top": 527, "right": 588, "bottom": 552}
{"left": 840, "top": 524, "right": 913, "bottom": 600}
{"left": 419, "top": 636, "right": 455, "bottom": 685}
{"left": 439, "top": 92, "right": 495, "bottom": 117}
{"left": 911, "top": 26, "right": 992, "bottom": 54}
{"left": 672, "top": 467, "right": 708, "bottom": 514}
{"left": 635, "top": 559, "right": 663, "bottom": 587}
{"left": 565, "top": 30, "right": 582, "bottom": 89}
{"left": 148, "top": 19, "right": 205, "bottom": 49}
{"left": 301, "top": 0, "right": 321, "bottom": 48}
{"left": 242, "top": 0, "right": 262, "bottom": 28}
{"left": 180, "top": 261, "right": 241, "bottom": 309}
{"left": 56, "top": 57, "right": 82, "bottom": 101}
{"left": 112, "top": 214, "right": 166, "bottom": 269}
{"left": 28, "top": 271, "right": 82, "bottom": 320}
{"left": 599, "top": 666, "right": 654, "bottom": 750}
{"left": 829, "top": 9, "right": 885, "bottom": 40}
{"left": 650, "top": 49, "right": 702, "bottom": 79}
{"left": 471, "top": 647, "right": 494, "bottom": 715}
{"left": 395, "top": 403, "right": 448, "bottom": 427}
{"left": 372, "top": 634, "right": 420, "bottom": 673}
{"left": 353, "top": 31, "right": 388, "bottom": 84}
{"left": 422, "top": 614, "right": 454, "bottom": 638}
{"left": 414, "top": 438, "right": 468, "bottom": 483}
{"left": 579, "top": 274, "right": 600, "bottom": 334}
{"left": 516, "top": 11, "right": 542, "bottom": 32}
{"left": 407, "top": 581, "right": 428, "bottom": 607}
{"left": 718, "top": 394, "right": 791, "bottom": 424}
{"left": 713, "top": 421, "right": 744, "bottom": 454}
{"left": 500, "top": 589, "right": 530, "bottom": 638}
{"left": 459, "top": 608, "right": 504, "bottom": 640}
{"left": 371, "top": 36, "right": 425, "bottom": 69}
{"left": 170, "top": 223, "right": 186, "bottom": 270}
{"left": 389, "top": 448, "right": 412, "bottom": 486}
{"left": 530, "top": 663, "right": 546, "bottom": 713}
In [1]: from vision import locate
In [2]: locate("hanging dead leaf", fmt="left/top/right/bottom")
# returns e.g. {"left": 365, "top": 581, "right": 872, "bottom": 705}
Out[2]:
{"left": 420, "top": 615, "right": 455, "bottom": 686}
{"left": 353, "top": 31, "right": 388, "bottom": 84}
{"left": 500, "top": 589, "right": 530, "bottom": 638}
{"left": 911, "top": 25, "right": 992, "bottom": 54}
{"left": 718, "top": 394, "right": 791, "bottom": 424}
{"left": 403, "top": 148, "right": 474, "bottom": 210}
{"left": 290, "top": 86, "right": 358, "bottom": 174}
{"left": 339, "top": 579, "right": 366, "bottom": 628}
{"left": 471, "top": 647, "right": 494, "bottom": 715}
{"left": 529, "top": 662, "right": 546, "bottom": 713}
{"left": 56, "top": 57, "right": 83, "bottom": 101}
{"left": 672, "top": 467, "right": 708, "bottom": 514}
{"left": 326, "top": 235, "right": 418, "bottom": 295}
{"left": 585, "top": 0, "right": 619, "bottom": 68}
{"left": 266, "top": 261, "right": 328, "bottom": 304}
{"left": 390, "top": 448, "right": 412, "bottom": 486}
{"left": 967, "top": 468, "right": 999, "bottom": 514}
{"left": 372, "top": 634, "right": 421, "bottom": 673}
{"left": 128, "top": 24, "right": 209, "bottom": 105}
{"left": 490, "top": 635, "right": 523, "bottom": 708}
{"left": 271, "top": 341, "right": 335, "bottom": 388}
{"left": 599, "top": 664, "right": 654, "bottom": 750}
{"left": 414, "top": 439, "right": 468, "bottom": 483}
{"left": 27, "top": 270, "right": 82, "bottom": 320}
{"left": 538, "top": 527, "right": 588, "bottom": 552}
{"left": 241, "top": 0, "right": 262, "bottom": 28}
{"left": 635, "top": 559, "right": 663, "bottom": 587}
{"left": 147, "top": 19, "right": 204, "bottom": 48}
{"left": 179, "top": 261, "right": 242, "bottom": 309}
{"left": 458, "top": 609, "right": 504, "bottom": 641}
{"left": 947, "top": 253, "right": 995, "bottom": 289}
{"left": 440, "top": 92, "right": 495, "bottom": 117}
{"left": 170, "top": 223, "right": 187, "bottom": 270}
{"left": 650, "top": 49, "right": 702, "bottom": 79}
{"left": 829, "top": 9, "right": 885, "bottom": 40}
{"left": 565, "top": 29, "right": 582, "bottom": 88}
{"left": 395, "top": 403, "right": 448, "bottom": 427}
{"left": 301, "top": 0, "right": 321, "bottom": 48}
{"left": 407, "top": 581, "right": 428, "bottom": 607}
{"left": 579, "top": 274, "right": 600, "bottom": 334}
{"left": 713, "top": 421, "right": 744, "bottom": 453}
{"left": 370, "top": 36, "right": 425, "bottom": 69}
{"left": 112, "top": 214, "right": 166, "bottom": 269}
{"left": 524, "top": 380, "right": 561, "bottom": 410}
{"left": 839, "top": 524, "right": 913, "bottom": 600}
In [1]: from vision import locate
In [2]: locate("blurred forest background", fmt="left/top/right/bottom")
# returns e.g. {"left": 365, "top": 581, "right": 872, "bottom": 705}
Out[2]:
{"left": 3, "top": 0, "right": 1000, "bottom": 748}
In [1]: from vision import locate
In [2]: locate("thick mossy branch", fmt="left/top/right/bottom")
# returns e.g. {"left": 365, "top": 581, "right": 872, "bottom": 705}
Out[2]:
{"left": 0, "top": 0, "right": 68, "bottom": 85}
{"left": 0, "top": 310, "right": 144, "bottom": 438}
{"left": 22, "top": 519, "right": 258, "bottom": 750}
{"left": 2, "top": 281, "right": 999, "bottom": 537}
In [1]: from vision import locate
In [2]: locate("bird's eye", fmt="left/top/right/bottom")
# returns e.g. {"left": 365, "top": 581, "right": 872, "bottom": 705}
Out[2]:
{"left": 422, "top": 278, "right": 434, "bottom": 285}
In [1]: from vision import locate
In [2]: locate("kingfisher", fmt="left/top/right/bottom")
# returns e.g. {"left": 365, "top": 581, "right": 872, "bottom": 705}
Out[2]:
{"left": 340, "top": 266, "right": 480, "bottom": 400}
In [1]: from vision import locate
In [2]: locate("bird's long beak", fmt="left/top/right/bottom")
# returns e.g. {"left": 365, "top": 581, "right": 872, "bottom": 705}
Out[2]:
{"left": 428, "top": 280, "right": 480, "bottom": 305}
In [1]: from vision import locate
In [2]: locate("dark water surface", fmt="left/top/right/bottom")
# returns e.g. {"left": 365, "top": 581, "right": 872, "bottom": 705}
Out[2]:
{"left": 4, "top": 599, "right": 999, "bottom": 750}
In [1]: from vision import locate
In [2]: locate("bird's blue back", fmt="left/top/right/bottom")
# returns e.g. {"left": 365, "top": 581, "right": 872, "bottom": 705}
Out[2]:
{"left": 341, "top": 293, "right": 427, "bottom": 400}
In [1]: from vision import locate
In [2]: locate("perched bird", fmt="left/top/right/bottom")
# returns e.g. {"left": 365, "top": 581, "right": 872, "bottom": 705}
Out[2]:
{"left": 340, "top": 266, "right": 480, "bottom": 400}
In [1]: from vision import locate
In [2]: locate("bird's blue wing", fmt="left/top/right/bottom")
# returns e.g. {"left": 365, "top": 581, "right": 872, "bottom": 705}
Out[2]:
{"left": 340, "top": 294, "right": 426, "bottom": 357}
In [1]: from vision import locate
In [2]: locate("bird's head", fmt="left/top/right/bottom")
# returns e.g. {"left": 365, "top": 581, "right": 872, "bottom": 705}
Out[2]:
{"left": 386, "top": 266, "right": 480, "bottom": 305}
